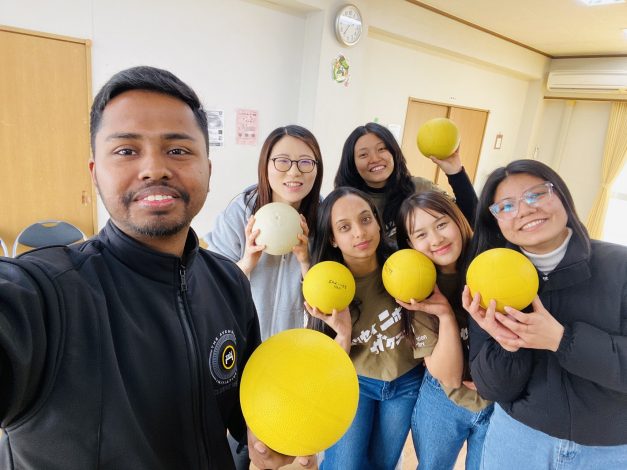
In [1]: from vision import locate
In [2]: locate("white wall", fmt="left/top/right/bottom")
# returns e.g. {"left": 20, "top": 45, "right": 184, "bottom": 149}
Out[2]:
{"left": 7, "top": 0, "right": 612, "bottom": 237}
{"left": 535, "top": 100, "right": 611, "bottom": 220}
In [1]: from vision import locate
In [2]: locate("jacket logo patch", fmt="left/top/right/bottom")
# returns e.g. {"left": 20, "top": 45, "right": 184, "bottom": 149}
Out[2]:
{"left": 209, "top": 330, "right": 237, "bottom": 385}
{"left": 222, "top": 345, "right": 235, "bottom": 370}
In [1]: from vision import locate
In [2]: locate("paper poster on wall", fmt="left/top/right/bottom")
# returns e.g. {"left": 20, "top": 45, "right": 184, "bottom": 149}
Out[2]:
{"left": 236, "top": 109, "right": 258, "bottom": 145}
{"left": 207, "top": 109, "right": 224, "bottom": 147}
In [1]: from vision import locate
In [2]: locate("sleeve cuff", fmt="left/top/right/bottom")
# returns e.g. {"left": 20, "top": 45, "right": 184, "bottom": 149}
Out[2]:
{"left": 446, "top": 166, "right": 466, "bottom": 179}
{"left": 556, "top": 324, "right": 573, "bottom": 357}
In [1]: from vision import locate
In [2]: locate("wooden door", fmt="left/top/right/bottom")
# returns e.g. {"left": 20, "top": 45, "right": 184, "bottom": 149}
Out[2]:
{"left": 401, "top": 98, "right": 489, "bottom": 195}
{"left": 435, "top": 106, "right": 489, "bottom": 194}
{"left": 0, "top": 26, "right": 94, "bottom": 254}
{"left": 400, "top": 100, "right": 448, "bottom": 182}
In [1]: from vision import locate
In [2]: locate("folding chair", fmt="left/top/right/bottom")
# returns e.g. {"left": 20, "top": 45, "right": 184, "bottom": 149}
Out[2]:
{"left": 12, "top": 220, "right": 86, "bottom": 257}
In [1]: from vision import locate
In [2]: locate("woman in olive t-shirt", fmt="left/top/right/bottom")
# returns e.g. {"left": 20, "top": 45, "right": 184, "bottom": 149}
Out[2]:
{"left": 306, "top": 187, "right": 462, "bottom": 470}
{"left": 396, "top": 190, "right": 493, "bottom": 470}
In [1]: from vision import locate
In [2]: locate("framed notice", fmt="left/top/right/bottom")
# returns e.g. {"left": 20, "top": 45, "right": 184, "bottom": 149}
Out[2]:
{"left": 236, "top": 109, "right": 258, "bottom": 145}
{"left": 207, "top": 109, "right": 224, "bottom": 147}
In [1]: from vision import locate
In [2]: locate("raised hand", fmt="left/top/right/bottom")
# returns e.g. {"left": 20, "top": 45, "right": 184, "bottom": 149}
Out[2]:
{"left": 429, "top": 145, "right": 462, "bottom": 175}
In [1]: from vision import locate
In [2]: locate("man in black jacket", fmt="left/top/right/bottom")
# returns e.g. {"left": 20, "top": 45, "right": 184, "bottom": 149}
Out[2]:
{"left": 0, "top": 66, "right": 312, "bottom": 469}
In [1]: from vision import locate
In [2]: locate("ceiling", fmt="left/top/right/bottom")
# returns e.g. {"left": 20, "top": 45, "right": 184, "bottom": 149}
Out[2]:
{"left": 407, "top": 0, "right": 627, "bottom": 57}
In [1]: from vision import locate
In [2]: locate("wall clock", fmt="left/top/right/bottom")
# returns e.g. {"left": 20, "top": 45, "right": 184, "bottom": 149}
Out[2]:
{"left": 335, "top": 4, "right": 363, "bottom": 47}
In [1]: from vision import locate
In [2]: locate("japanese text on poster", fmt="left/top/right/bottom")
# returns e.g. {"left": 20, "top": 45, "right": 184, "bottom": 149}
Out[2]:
{"left": 236, "top": 109, "right": 258, "bottom": 145}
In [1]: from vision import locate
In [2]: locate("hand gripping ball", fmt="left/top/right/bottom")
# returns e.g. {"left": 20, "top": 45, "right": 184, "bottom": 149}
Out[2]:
{"left": 382, "top": 249, "right": 436, "bottom": 303}
{"left": 302, "top": 261, "right": 356, "bottom": 314}
{"left": 252, "top": 202, "right": 303, "bottom": 255}
{"left": 466, "top": 248, "right": 539, "bottom": 312}
{"left": 240, "top": 328, "right": 359, "bottom": 456}
{"left": 417, "top": 117, "right": 461, "bottom": 159}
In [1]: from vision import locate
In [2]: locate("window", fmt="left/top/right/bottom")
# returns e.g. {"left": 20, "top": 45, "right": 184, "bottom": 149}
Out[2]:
{"left": 602, "top": 164, "right": 627, "bottom": 246}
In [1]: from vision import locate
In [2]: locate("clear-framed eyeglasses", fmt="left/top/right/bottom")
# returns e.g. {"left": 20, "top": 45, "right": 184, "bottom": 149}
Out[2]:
{"left": 489, "top": 181, "right": 555, "bottom": 220}
{"left": 270, "top": 157, "right": 317, "bottom": 173}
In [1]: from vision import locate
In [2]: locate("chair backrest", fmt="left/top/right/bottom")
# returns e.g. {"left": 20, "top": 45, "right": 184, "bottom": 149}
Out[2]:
{"left": 0, "top": 237, "right": 8, "bottom": 257}
{"left": 12, "top": 220, "right": 86, "bottom": 257}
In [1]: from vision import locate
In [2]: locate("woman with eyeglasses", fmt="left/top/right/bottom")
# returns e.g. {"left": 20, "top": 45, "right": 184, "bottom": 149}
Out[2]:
{"left": 206, "top": 125, "right": 323, "bottom": 341}
{"left": 463, "top": 159, "right": 627, "bottom": 469}
{"left": 205, "top": 125, "right": 323, "bottom": 468}
{"left": 335, "top": 122, "right": 477, "bottom": 237}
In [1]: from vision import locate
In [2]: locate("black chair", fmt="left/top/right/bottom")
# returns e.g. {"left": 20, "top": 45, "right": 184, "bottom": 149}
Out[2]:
{"left": 12, "top": 220, "right": 86, "bottom": 257}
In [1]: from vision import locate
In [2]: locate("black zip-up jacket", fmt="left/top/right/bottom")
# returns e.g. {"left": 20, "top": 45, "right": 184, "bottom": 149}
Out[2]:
{"left": 469, "top": 234, "right": 627, "bottom": 446}
{"left": 0, "top": 221, "right": 261, "bottom": 469}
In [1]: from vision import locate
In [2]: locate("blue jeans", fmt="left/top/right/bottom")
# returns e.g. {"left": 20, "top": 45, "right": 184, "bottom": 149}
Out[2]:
{"left": 411, "top": 370, "right": 493, "bottom": 470}
{"left": 320, "top": 365, "right": 424, "bottom": 470}
{"left": 481, "top": 404, "right": 627, "bottom": 470}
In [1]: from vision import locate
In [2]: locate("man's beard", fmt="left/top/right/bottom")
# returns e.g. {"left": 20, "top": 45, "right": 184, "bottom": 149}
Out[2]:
{"left": 120, "top": 187, "right": 192, "bottom": 238}
{"left": 127, "top": 214, "right": 190, "bottom": 238}
{"left": 97, "top": 180, "right": 193, "bottom": 238}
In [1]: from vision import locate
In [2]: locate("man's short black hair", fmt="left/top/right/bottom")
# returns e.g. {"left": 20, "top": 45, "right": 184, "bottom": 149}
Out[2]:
{"left": 90, "top": 66, "right": 209, "bottom": 154}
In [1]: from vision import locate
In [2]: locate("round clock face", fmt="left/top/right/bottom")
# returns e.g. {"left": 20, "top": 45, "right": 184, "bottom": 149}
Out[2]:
{"left": 335, "top": 4, "right": 363, "bottom": 46}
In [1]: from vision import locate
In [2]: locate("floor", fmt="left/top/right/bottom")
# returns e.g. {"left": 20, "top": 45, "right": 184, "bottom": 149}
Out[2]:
{"left": 400, "top": 433, "right": 467, "bottom": 469}
{"left": 251, "top": 433, "right": 467, "bottom": 469}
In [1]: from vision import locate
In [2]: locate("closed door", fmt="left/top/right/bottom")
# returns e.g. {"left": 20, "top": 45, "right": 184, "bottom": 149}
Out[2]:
{"left": 400, "top": 101, "right": 448, "bottom": 182}
{"left": 401, "top": 99, "right": 489, "bottom": 195}
{"left": 435, "top": 106, "right": 488, "bottom": 194}
{"left": 0, "top": 26, "right": 94, "bottom": 253}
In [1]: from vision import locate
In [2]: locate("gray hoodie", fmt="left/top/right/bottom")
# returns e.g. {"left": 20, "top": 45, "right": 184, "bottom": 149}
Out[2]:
{"left": 204, "top": 190, "right": 305, "bottom": 341}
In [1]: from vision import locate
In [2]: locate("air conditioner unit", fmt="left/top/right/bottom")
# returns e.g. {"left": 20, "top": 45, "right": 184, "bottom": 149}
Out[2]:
{"left": 547, "top": 70, "right": 627, "bottom": 92}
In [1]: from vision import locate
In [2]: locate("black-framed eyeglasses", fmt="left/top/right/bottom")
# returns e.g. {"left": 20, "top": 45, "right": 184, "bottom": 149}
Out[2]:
{"left": 270, "top": 157, "right": 317, "bottom": 173}
{"left": 489, "top": 181, "right": 555, "bottom": 220}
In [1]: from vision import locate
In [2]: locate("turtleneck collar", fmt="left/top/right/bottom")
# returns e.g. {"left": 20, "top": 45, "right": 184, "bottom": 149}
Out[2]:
{"left": 97, "top": 220, "right": 199, "bottom": 284}
{"left": 522, "top": 228, "right": 573, "bottom": 274}
{"left": 365, "top": 184, "right": 386, "bottom": 194}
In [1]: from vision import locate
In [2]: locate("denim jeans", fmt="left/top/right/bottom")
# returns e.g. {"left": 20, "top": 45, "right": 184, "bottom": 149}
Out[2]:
{"left": 320, "top": 365, "right": 424, "bottom": 470}
{"left": 411, "top": 370, "right": 493, "bottom": 470}
{"left": 481, "top": 404, "right": 627, "bottom": 470}
{"left": 227, "top": 432, "right": 249, "bottom": 470}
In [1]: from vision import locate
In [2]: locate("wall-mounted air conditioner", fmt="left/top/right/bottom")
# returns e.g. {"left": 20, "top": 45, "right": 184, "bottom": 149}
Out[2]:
{"left": 546, "top": 70, "right": 627, "bottom": 93}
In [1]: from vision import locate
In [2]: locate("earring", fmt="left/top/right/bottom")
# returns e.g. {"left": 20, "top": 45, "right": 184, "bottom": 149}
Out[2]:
{"left": 332, "top": 242, "right": 338, "bottom": 248}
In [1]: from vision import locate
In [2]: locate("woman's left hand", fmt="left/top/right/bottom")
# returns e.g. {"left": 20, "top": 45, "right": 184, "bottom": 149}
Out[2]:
{"left": 494, "top": 296, "right": 565, "bottom": 352}
{"left": 396, "top": 285, "right": 454, "bottom": 319}
{"left": 293, "top": 215, "right": 310, "bottom": 276}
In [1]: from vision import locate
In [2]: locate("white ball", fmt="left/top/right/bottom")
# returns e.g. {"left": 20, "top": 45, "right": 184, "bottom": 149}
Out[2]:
{"left": 253, "top": 202, "right": 303, "bottom": 255}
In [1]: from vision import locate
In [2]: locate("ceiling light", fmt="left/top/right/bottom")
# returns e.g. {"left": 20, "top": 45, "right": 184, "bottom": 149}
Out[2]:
{"left": 581, "top": 0, "right": 625, "bottom": 5}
